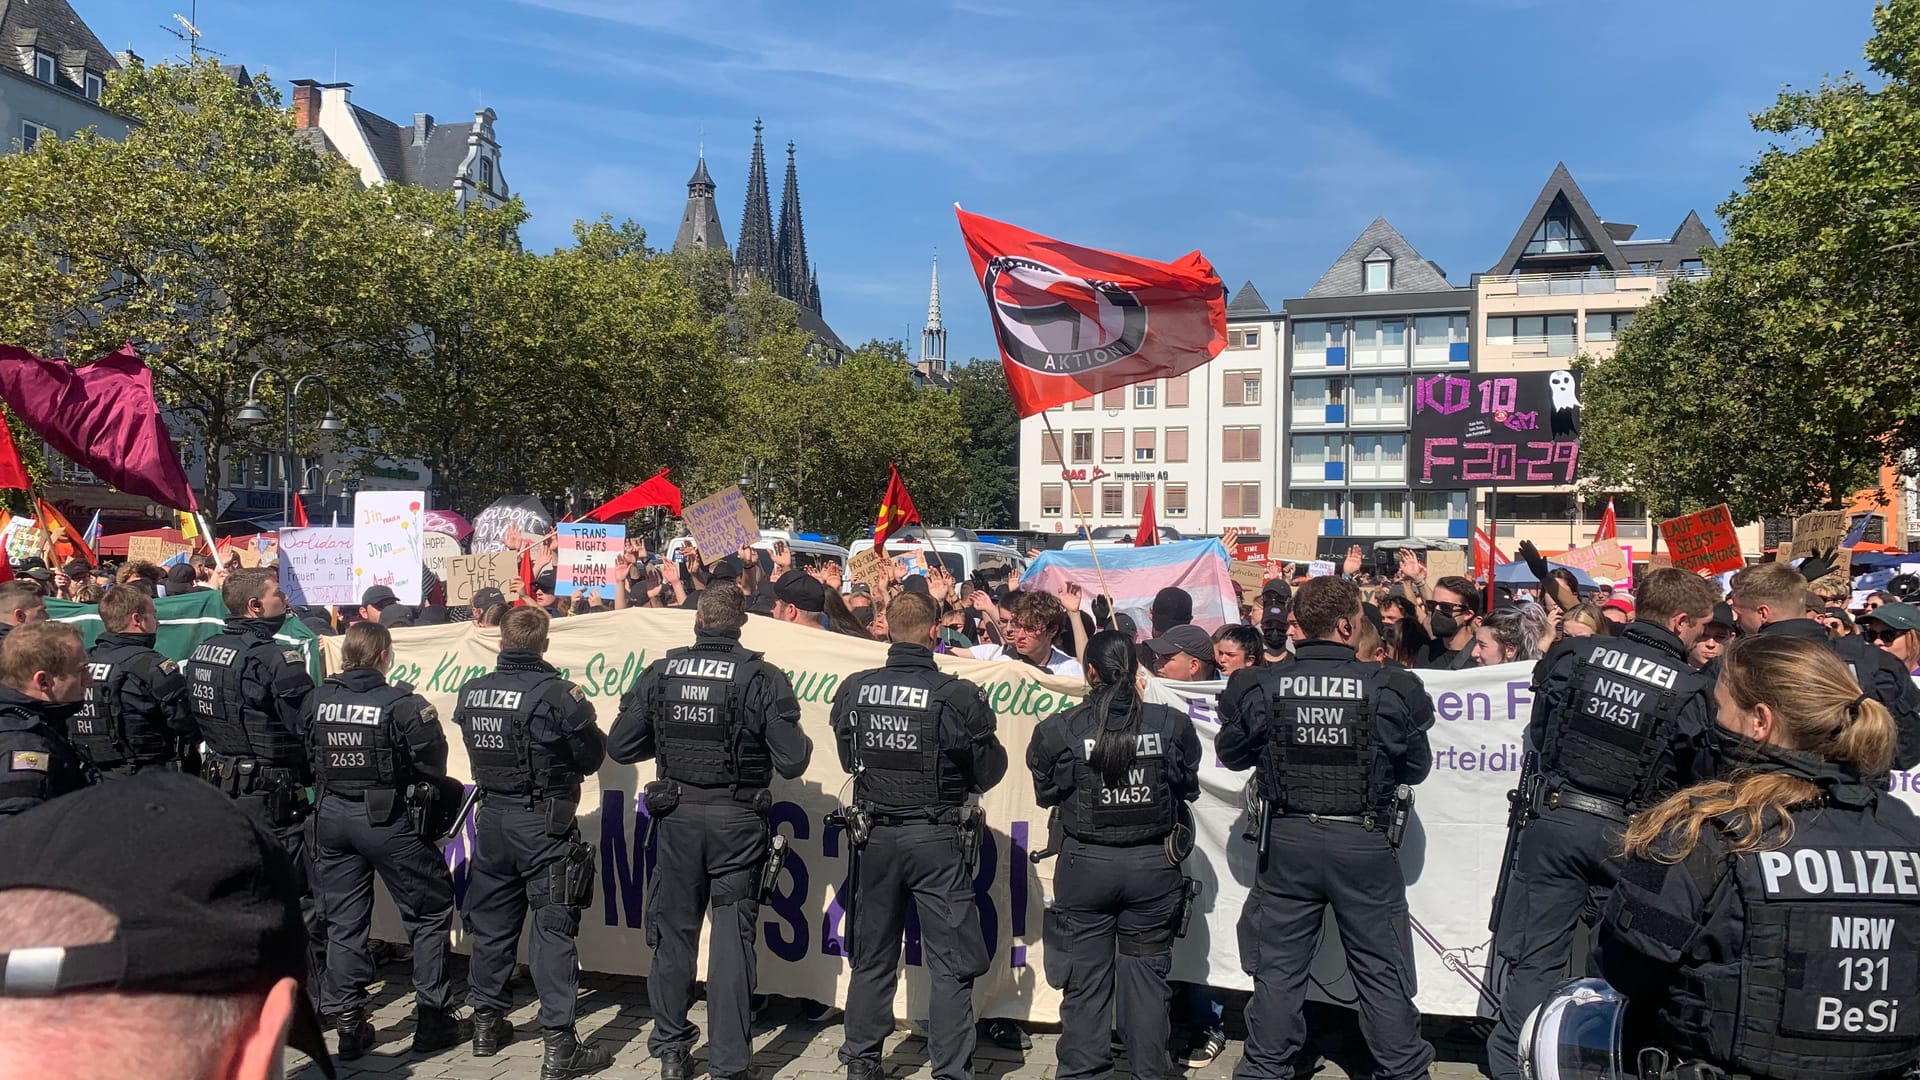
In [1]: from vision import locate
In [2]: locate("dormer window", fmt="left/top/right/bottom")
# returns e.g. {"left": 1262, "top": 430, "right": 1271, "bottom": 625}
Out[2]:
{"left": 33, "top": 51, "right": 55, "bottom": 84}
{"left": 1363, "top": 257, "right": 1392, "bottom": 292}
{"left": 83, "top": 71, "right": 102, "bottom": 102}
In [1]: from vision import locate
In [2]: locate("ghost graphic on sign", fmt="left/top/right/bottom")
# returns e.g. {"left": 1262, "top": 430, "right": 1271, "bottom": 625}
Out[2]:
{"left": 1548, "top": 370, "right": 1580, "bottom": 439}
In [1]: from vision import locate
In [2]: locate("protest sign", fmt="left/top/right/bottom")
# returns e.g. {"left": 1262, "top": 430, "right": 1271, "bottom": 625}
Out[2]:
{"left": 1552, "top": 539, "right": 1631, "bottom": 586}
{"left": 441, "top": 550, "right": 520, "bottom": 607}
{"left": 127, "top": 535, "right": 190, "bottom": 566}
{"left": 1793, "top": 510, "right": 1848, "bottom": 555}
{"left": 847, "top": 546, "right": 888, "bottom": 595}
{"left": 422, "top": 509, "right": 472, "bottom": 541}
{"left": 470, "top": 495, "right": 552, "bottom": 554}
{"left": 1658, "top": 504, "right": 1744, "bottom": 575}
{"left": 1231, "top": 539, "right": 1269, "bottom": 564}
{"left": 1425, "top": 549, "right": 1468, "bottom": 581}
{"left": 1308, "top": 560, "right": 1336, "bottom": 577}
{"left": 1410, "top": 372, "right": 1581, "bottom": 487}
{"left": 556, "top": 522, "right": 623, "bottom": 600}
{"left": 353, "top": 491, "right": 426, "bottom": 605}
{"left": 681, "top": 486, "right": 760, "bottom": 556}
{"left": 1229, "top": 560, "right": 1267, "bottom": 593}
{"left": 421, "top": 531, "right": 462, "bottom": 575}
{"left": 278, "top": 527, "right": 356, "bottom": 606}
{"left": 1268, "top": 507, "right": 1322, "bottom": 562}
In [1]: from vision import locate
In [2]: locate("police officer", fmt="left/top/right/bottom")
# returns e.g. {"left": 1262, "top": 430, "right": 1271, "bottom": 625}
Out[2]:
{"left": 183, "top": 568, "right": 322, "bottom": 975}
{"left": 0, "top": 621, "right": 94, "bottom": 815}
{"left": 610, "top": 584, "right": 812, "bottom": 1080}
{"left": 1217, "top": 575, "right": 1433, "bottom": 1080}
{"left": 1027, "top": 629, "right": 1201, "bottom": 1080}
{"left": 0, "top": 579, "right": 46, "bottom": 650}
{"left": 1483, "top": 568, "right": 1720, "bottom": 1080}
{"left": 454, "top": 606, "right": 611, "bottom": 1079}
{"left": 70, "top": 585, "right": 196, "bottom": 778}
{"left": 831, "top": 591, "right": 1006, "bottom": 1080}
{"left": 308, "top": 621, "right": 468, "bottom": 1060}
{"left": 1730, "top": 560, "right": 1920, "bottom": 770}
{"left": 1594, "top": 634, "right": 1920, "bottom": 1079}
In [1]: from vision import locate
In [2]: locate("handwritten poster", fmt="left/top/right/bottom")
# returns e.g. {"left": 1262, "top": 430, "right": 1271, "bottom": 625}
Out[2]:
{"left": 556, "top": 522, "right": 623, "bottom": 600}
{"left": 441, "top": 550, "right": 521, "bottom": 607}
{"left": 681, "top": 486, "right": 760, "bottom": 557}
{"left": 1410, "top": 372, "right": 1582, "bottom": 487}
{"left": 1658, "top": 505, "right": 1744, "bottom": 575}
{"left": 421, "top": 531, "right": 462, "bottom": 576}
{"left": 352, "top": 491, "right": 425, "bottom": 605}
{"left": 279, "top": 527, "right": 357, "bottom": 607}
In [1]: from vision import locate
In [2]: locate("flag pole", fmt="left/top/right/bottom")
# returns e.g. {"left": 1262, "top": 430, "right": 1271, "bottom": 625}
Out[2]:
{"left": 1040, "top": 411, "right": 1118, "bottom": 632}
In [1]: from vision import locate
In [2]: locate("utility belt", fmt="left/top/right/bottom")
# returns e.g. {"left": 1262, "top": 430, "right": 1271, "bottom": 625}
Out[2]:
{"left": 642, "top": 779, "right": 772, "bottom": 818}
{"left": 827, "top": 800, "right": 985, "bottom": 875}
{"left": 869, "top": 805, "right": 967, "bottom": 827}
{"left": 1534, "top": 783, "right": 1630, "bottom": 823}
{"left": 1264, "top": 784, "right": 1414, "bottom": 848}
{"left": 1632, "top": 1049, "right": 1748, "bottom": 1080}
{"left": 202, "top": 753, "right": 310, "bottom": 824}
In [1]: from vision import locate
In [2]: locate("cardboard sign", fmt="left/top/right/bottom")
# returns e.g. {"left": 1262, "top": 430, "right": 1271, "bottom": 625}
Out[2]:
{"left": 127, "top": 535, "right": 190, "bottom": 566}
{"left": 1792, "top": 510, "right": 1849, "bottom": 555}
{"left": 1307, "top": 560, "right": 1337, "bottom": 578}
{"left": 1424, "top": 549, "right": 1468, "bottom": 582}
{"left": 1658, "top": 505, "right": 1745, "bottom": 575}
{"left": 352, "top": 491, "right": 426, "bottom": 605}
{"left": 1269, "top": 507, "right": 1322, "bottom": 562}
{"left": 682, "top": 486, "right": 760, "bottom": 557}
{"left": 1230, "top": 560, "right": 1268, "bottom": 593}
{"left": 421, "top": 531, "right": 462, "bottom": 575}
{"left": 556, "top": 522, "right": 623, "bottom": 600}
{"left": 441, "top": 550, "right": 521, "bottom": 607}
{"left": 847, "top": 547, "right": 888, "bottom": 596}
{"left": 278, "top": 527, "right": 357, "bottom": 606}
{"left": 1553, "top": 538, "right": 1632, "bottom": 586}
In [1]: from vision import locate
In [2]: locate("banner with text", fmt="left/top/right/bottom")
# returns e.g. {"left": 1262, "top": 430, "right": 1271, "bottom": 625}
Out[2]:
{"left": 279, "top": 527, "right": 357, "bottom": 607}
{"left": 1410, "top": 371, "right": 1581, "bottom": 488}
{"left": 556, "top": 522, "right": 624, "bottom": 600}
{"left": 353, "top": 491, "right": 427, "bottom": 604}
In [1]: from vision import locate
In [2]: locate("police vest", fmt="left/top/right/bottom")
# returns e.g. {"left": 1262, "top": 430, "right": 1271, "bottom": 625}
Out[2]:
{"left": 847, "top": 666, "right": 966, "bottom": 811}
{"left": 310, "top": 681, "right": 413, "bottom": 795}
{"left": 72, "top": 639, "right": 186, "bottom": 772}
{"left": 1669, "top": 809, "right": 1920, "bottom": 1080}
{"left": 652, "top": 643, "right": 769, "bottom": 790}
{"left": 1062, "top": 700, "right": 1180, "bottom": 845}
{"left": 0, "top": 706, "right": 89, "bottom": 812}
{"left": 186, "top": 633, "right": 308, "bottom": 765}
{"left": 1544, "top": 632, "right": 1697, "bottom": 808}
{"left": 1259, "top": 666, "right": 1375, "bottom": 816}
{"left": 457, "top": 671, "right": 576, "bottom": 798}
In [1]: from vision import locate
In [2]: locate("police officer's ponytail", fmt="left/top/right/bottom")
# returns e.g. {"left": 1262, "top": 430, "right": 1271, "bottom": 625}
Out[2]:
{"left": 1084, "top": 630, "right": 1143, "bottom": 788}
{"left": 339, "top": 621, "right": 393, "bottom": 673}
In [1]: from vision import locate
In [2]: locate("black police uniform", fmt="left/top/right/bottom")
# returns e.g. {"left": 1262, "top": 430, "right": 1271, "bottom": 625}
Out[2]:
{"left": 185, "top": 615, "right": 322, "bottom": 973}
{"left": 1484, "top": 621, "right": 1715, "bottom": 1080}
{"left": 1598, "top": 749, "right": 1920, "bottom": 1080}
{"left": 0, "top": 685, "right": 92, "bottom": 816}
{"left": 455, "top": 647, "right": 606, "bottom": 1035}
{"left": 71, "top": 630, "right": 196, "bottom": 778}
{"left": 307, "top": 667, "right": 461, "bottom": 1041}
{"left": 1758, "top": 618, "right": 1920, "bottom": 770}
{"left": 1027, "top": 691, "right": 1201, "bottom": 1080}
{"left": 610, "top": 625, "right": 813, "bottom": 1080}
{"left": 831, "top": 642, "right": 1007, "bottom": 1080}
{"left": 1217, "top": 641, "right": 1435, "bottom": 1080}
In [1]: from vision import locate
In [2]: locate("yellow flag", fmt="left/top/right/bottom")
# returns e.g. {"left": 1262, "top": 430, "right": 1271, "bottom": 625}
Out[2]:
{"left": 177, "top": 510, "right": 199, "bottom": 541}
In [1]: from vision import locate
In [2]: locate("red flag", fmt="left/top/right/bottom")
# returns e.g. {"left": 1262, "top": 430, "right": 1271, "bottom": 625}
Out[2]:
{"left": 873, "top": 464, "right": 921, "bottom": 555}
{"left": 1471, "top": 526, "right": 1510, "bottom": 572}
{"left": 1592, "top": 497, "right": 1617, "bottom": 543}
{"left": 955, "top": 208, "right": 1227, "bottom": 418}
{"left": 1133, "top": 486, "right": 1158, "bottom": 547}
{"left": 291, "top": 494, "right": 310, "bottom": 528}
{"left": 0, "top": 343, "right": 198, "bottom": 510}
{"left": 518, "top": 545, "right": 535, "bottom": 605}
{"left": 35, "top": 497, "right": 95, "bottom": 567}
{"left": 0, "top": 413, "right": 29, "bottom": 491}
{"left": 585, "top": 468, "right": 683, "bottom": 522}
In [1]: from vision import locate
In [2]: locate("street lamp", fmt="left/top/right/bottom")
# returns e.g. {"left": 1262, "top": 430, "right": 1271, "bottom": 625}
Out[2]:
{"left": 233, "top": 367, "right": 342, "bottom": 527}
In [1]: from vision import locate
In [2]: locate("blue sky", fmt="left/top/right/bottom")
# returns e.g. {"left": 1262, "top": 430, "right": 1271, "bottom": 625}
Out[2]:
{"left": 88, "top": 0, "right": 1880, "bottom": 364}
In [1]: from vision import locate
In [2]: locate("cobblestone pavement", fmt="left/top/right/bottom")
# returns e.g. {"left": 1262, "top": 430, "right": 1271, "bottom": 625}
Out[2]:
{"left": 289, "top": 961, "right": 1490, "bottom": 1080}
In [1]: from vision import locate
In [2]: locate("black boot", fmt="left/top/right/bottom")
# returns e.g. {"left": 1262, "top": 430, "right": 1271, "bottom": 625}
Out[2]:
{"left": 336, "top": 1007, "right": 375, "bottom": 1061}
{"left": 540, "top": 1028, "right": 614, "bottom": 1080}
{"left": 660, "top": 1047, "right": 690, "bottom": 1080}
{"left": 471, "top": 1009, "right": 513, "bottom": 1057}
{"left": 411, "top": 1004, "right": 474, "bottom": 1055}
{"left": 847, "top": 1059, "right": 881, "bottom": 1080}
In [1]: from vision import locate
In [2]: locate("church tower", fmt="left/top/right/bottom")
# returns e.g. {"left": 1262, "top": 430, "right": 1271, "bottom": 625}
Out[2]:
{"left": 775, "top": 141, "right": 811, "bottom": 305}
{"left": 919, "top": 255, "right": 947, "bottom": 380}
{"left": 672, "top": 148, "right": 727, "bottom": 255}
{"left": 735, "top": 119, "right": 777, "bottom": 287}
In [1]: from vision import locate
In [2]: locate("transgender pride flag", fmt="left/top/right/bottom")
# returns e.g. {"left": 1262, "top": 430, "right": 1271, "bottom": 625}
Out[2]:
{"left": 1020, "top": 538, "right": 1237, "bottom": 641}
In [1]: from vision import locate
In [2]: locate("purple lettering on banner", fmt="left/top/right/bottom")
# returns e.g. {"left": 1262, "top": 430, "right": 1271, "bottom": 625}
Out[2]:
{"left": 821, "top": 815, "right": 851, "bottom": 960}
{"left": 1422, "top": 437, "right": 1459, "bottom": 483}
{"left": 972, "top": 831, "right": 1000, "bottom": 961}
{"left": 764, "top": 801, "right": 810, "bottom": 963}
{"left": 1010, "top": 820, "right": 1029, "bottom": 968}
{"left": 600, "top": 788, "right": 650, "bottom": 929}
{"left": 1460, "top": 755, "right": 1476, "bottom": 772}
{"left": 1437, "top": 692, "right": 1463, "bottom": 723}
{"left": 444, "top": 787, "right": 478, "bottom": 910}
{"left": 1416, "top": 374, "right": 1471, "bottom": 415}
{"left": 1507, "top": 681, "right": 1533, "bottom": 718}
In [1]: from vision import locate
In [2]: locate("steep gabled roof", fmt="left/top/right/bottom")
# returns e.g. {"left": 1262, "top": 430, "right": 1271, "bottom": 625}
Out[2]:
{"left": 0, "top": 0, "right": 117, "bottom": 97}
{"left": 674, "top": 150, "right": 728, "bottom": 254}
{"left": 350, "top": 104, "right": 407, "bottom": 186}
{"left": 1304, "top": 218, "right": 1453, "bottom": 298}
{"left": 1226, "top": 280, "right": 1271, "bottom": 317}
{"left": 1614, "top": 209, "right": 1718, "bottom": 271}
{"left": 1487, "top": 162, "right": 1629, "bottom": 275}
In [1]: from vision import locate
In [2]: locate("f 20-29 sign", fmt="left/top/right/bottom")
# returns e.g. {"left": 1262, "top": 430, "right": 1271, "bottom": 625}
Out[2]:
{"left": 1409, "top": 371, "right": 1581, "bottom": 488}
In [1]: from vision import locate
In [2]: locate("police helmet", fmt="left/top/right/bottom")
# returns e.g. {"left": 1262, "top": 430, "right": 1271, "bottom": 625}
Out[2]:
{"left": 1520, "top": 978, "right": 1628, "bottom": 1080}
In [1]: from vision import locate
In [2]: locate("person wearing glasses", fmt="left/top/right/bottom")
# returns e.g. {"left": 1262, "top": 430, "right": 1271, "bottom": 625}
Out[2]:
{"left": 1858, "top": 602, "right": 1920, "bottom": 678}
{"left": 1415, "top": 575, "right": 1482, "bottom": 671}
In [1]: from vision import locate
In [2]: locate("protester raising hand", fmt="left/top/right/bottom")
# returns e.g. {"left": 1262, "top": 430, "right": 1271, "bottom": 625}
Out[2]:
{"left": 1342, "top": 544, "right": 1364, "bottom": 578}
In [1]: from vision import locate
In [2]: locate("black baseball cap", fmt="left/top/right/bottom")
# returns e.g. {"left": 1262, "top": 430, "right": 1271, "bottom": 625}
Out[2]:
{"left": 0, "top": 771, "right": 334, "bottom": 1076}
{"left": 531, "top": 570, "right": 558, "bottom": 596}
{"left": 470, "top": 587, "right": 506, "bottom": 612}
{"left": 774, "top": 569, "right": 826, "bottom": 613}
{"left": 360, "top": 585, "right": 397, "bottom": 607}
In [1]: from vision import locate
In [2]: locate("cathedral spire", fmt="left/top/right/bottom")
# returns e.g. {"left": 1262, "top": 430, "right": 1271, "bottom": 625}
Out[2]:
{"left": 775, "top": 140, "right": 810, "bottom": 304}
{"left": 808, "top": 261, "right": 822, "bottom": 314}
{"left": 735, "top": 119, "right": 776, "bottom": 285}
{"left": 673, "top": 147, "right": 727, "bottom": 255}
{"left": 920, "top": 253, "right": 946, "bottom": 374}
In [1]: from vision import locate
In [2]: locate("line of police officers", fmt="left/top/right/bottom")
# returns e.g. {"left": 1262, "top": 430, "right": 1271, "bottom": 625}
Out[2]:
{"left": 8, "top": 558, "right": 1920, "bottom": 1080}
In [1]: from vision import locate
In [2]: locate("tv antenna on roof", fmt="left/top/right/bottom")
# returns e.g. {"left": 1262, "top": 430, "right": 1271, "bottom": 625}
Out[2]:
{"left": 161, "top": 1, "right": 226, "bottom": 61}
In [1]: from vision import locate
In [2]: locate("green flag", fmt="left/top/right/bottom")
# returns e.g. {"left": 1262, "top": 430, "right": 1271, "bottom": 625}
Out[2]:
{"left": 47, "top": 590, "right": 324, "bottom": 681}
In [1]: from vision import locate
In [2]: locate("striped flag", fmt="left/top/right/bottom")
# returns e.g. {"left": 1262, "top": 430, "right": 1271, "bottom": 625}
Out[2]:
{"left": 81, "top": 510, "right": 101, "bottom": 551}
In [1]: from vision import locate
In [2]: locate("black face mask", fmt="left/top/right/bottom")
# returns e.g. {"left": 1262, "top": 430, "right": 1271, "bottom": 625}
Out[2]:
{"left": 1261, "top": 619, "right": 1288, "bottom": 652}
{"left": 1431, "top": 611, "right": 1460, "bottom": 641}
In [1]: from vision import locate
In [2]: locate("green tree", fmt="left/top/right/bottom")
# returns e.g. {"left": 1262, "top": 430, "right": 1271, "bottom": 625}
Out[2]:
{"left": 949, "top": 360, "right": 1020, "bottom": 528}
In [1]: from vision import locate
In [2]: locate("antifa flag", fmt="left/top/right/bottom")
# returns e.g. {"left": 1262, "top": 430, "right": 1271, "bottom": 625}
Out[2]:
{"left": 955, "top": 208, "right": 1227, "bottom": 418}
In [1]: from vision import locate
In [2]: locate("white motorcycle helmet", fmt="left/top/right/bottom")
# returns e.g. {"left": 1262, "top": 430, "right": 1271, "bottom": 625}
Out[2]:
{"left": 1520, "top": 978, "right": 1629, "bottom": 1080}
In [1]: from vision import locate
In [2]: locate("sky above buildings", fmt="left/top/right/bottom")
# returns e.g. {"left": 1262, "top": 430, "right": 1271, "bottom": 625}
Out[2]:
{"left": 90, "top": 0, "right": 1880, "bottom": 364}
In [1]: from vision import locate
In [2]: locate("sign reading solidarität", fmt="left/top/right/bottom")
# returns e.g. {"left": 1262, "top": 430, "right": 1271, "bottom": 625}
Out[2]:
{"left": 1410, "top": 372, "right": 1582, "bottom": 487}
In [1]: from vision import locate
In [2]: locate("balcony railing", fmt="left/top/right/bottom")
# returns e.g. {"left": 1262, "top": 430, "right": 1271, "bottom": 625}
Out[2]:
{"left": 1479, "top": 267, "right": 1709, "bottom": 297}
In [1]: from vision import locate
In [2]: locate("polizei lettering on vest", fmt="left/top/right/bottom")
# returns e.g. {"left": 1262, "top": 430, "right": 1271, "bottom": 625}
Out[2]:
{"left": 86, "top": 662, "right": 112, "bottom": 681}
{"left": 1758, "top": 848, "right": 1920, "bottom": 897}
{"left": 857, "top": 684, "right": 930, "bottom": 709}
{"left": 666, "top": 658, "right": 737, "bottom": 681}
{"left": 1080, "top": 732, "right": 1164, "bottom": 760}
{"left": 1588, "top": 647, "right": 1679, "bottom": 690}
{"left": 317, "top": 703, "right": 384, "bottom": 726}
{"left": 1271, "top": 676, "right": 1364, "bottom": 699}
{"left": 191, "top": 645, "right": 239, "bottom": 667}
{"left": 463, "top": 689, "right": 523, "bottom": 711}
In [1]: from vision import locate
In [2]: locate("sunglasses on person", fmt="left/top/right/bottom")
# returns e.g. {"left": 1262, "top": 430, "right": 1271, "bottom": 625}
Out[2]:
{"left": 1430, "top": 602, "right": 1476, "bottom": 617}
{"left": 1862, "top": 626, "right": 1908, "bottom": 646}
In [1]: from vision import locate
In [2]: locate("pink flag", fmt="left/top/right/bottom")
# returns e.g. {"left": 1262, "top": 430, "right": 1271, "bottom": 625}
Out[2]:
{"left": 0, "top": 343, "right": 198, "bottom": 511}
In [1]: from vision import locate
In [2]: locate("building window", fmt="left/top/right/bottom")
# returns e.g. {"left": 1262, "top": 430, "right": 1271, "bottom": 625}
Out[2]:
{"left": 1351, "top": 319, "right": 1407, "bottom": 368}
{"left": 1486, "top": 314, "right": 1577, "bottom": 356}
{"left": 1134, "top": 382, "right": 1157, "bottom": 408}
{"left": 20, "top": 121, "right": 52, "bottom": 151}
{"left": 1229, "top": 328, "right": 1262, "bottom": 349}
{"left": 1413, "top": 490, "right": 1465, "bottom": 522}
{"left": 1165, "top": 373, "right": 1189, "bottom": 408}
{"left": 1221, "top": 426, "right": 1262, "bottom": 463}
{"left": 1221, "top": 482, "right": 1261, "bottom": 519}
{"left": 1585, "top": 311, "right": 1635, "bottom": 342}
{"left": 1291, "top": 434, "right": 1344, "bottom": 483}
{"left": 83, "top": 71, "right": 103, "bottom": 102}
{"left": 1131, "top": 485, "right": 1152, "bottom": 516}
{"left": 1290, "top": 490, "right": 1341, "bottom": 520}
{"left": 1363, "top": 258, "right": 1391, "bottom": 292}
{"left": 1349, "top": 376, "right": 1407, "bottom": 425}
{"left": 1290, "top": 378, "right": 1341, "bottom": 424}
{"left": 1164, "top": 483, "right": 1188, "bottom": 518}
{"left": 1225, "top": 371, "right": 1261, "bottom": 406}
{"left": 1101, "top": 484, "right": 1124, "bottom": 517}
{"left": 1413, "top": 314, "right": 1469, "bottom": 365}
{"left": 475, "top": 156, "right": 494, "bottom": 190}
{"left": 1102, "top": 387, "right": 1125, "bottom": 409}
{"left": 1293, "top": 319, "right": 1341, "bottom": 363}
{"left": 1352, "top": 492, "right": 1406, "bottom": 531}
{"left": 1072, "top": 396, "right": 1093, "bottom": 411}
{"left": 1102, "top": 429, "right": 1125, "bottom": 463}
{"left": 1041, "top": 436, "right": 1061, "bottom": 465}
{"left": 1350, "top": 434, "right": 1406, "bottom": 483}
{"left": 1041, "top": 484, "right": 1063, "bottom": 517}
{"left": 1629, "top": 261, "right": 1659, "bottom": 274}
{"left": 1071, "top": 430, "right": 1093, "bottom": 464}
{"left": 1070, "top": 485, "right": 1091, "bottom": 516}
{"left": 1524, "top": 196, "right": 1594, "bottom": 255}
{"left": 33, "top": 51, "right": 55, "bottom": 84}
{"left": 1165, "top": 427, "right": 1189, "bottom": 463}
{"left": 1678, "top": 258, "right": 1706, "bottom": 275}
{"left": 1133, "top": 429, "right": 1156, "bottom": 462}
